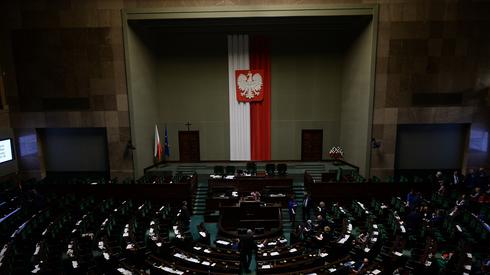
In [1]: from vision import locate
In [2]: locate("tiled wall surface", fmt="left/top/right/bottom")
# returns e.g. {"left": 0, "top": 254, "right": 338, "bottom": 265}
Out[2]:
{"left": 0, "top": 0, "right": 489, "bottom": 179}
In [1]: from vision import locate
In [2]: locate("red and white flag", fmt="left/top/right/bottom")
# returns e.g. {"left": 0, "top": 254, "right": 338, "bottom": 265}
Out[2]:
{"left": 154, "top": 124, "right": 163, "bottom": 162}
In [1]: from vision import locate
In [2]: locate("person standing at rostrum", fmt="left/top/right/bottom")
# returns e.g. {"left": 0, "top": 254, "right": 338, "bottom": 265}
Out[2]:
{"left": 238, "top": 229, "right": 257, "bottom": 273}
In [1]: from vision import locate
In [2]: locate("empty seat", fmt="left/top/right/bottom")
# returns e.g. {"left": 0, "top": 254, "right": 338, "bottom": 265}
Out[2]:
{"left": 213, "top": 166, "right": 224, "bottom": 175}
{"left": 265, "top": 164, "right": 275, "bottom": 176}
{"left": 225, "top": 166, "right": 236, "bottom": 175}
{"left": 277, "top": 163, "right": 287, "bottom": 176}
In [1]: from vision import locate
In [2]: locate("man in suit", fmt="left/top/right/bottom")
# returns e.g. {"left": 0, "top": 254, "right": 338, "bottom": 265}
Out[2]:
{"left": 302, "top": 192, "right": 313, "bottom": 221}
{"left": 352, "top": 258, "right": 369, "bottom": 274}
{"left": 238, "top": 229, "right": 257, "bottom": 273}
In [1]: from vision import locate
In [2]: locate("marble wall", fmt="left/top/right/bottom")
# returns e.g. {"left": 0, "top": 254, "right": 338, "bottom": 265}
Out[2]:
{"left": 0, "top": 0, "right": 488, "bottom": 179}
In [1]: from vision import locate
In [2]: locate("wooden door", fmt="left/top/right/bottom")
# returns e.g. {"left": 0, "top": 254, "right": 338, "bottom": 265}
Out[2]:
{"left": 301, "top": 129, "right": 323, "bottom": 161}
{"left": 179, "top": 131, "right": 200, "bottom": 162}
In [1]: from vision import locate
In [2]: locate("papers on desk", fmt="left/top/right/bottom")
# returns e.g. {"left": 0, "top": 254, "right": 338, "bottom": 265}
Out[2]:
{"left": 373, "top": 231, "right": 379, "bottom": 236}
{"left": 199, "top": 231, "right": 206, "bottom": 238}
{"left": 289, "top": 248, "right": 298, "bottom": 253}
{"left": 338, "top": 234, "right": 350, "bottom": 244}
{"left": 33, "top": 243, "right": 40, "bottom": 255}
{"left": 202, "top": 261, "right": 211, "bottom": 266}
{"left": 216, "top": 240, "right": 230, "bottom": 245}
{"left": 347, "top": 224, "right": 353, "bottom": 231}
{"left": 103, "top": 252, "right": 110, "bottom": 260}
{"left": 174, "top": 253, "right": 199, "bottom": 263}
{"left": 467, "top": 253, "right": 472, "bottom": 258}
{"left": 371, "top": 269, "right": 381, "bottom": 275}
{"left": 371, "top": 238, "right": 377, "bottom": 243}
{"left": 400, "top": 226, "right": 406, "bottom": 233}
{"left": 364, "top": 248, "right": 371, "bottom": 253}
{"left": 464, "top": 265, "right": 471, "bottom": 271}
{"left": 203, "top": 249, "right": 211, "bottom": 253}
{"left": 306, "top": 273, "right": 318, "bottom": 275}
{"left": 0, "top": 244, "right": 8, "bottom": 263}
{"left": 98, "top": 241, "right": 105, "bottom": 250}
{"left": 156, "top": 242, "right": 162, "bottom": 247}
{"left": 373, "top": 224, "right": 378, "bottom": 229}
{"left": 71, "top": 260, "right": 78, "bottom": 269}
{"left": 279, "top": 238, "right": 287, "bottom": 244}
{"left": 393, "top": 251, "right": 403, "bottom": 256}
{"left": 160, "top": 266, "right": 184, "bottom": 275}
{"left": 268, "top": 242, "right": 277, "bottom": 246}
{"left": 328, "top": 268, "right": 337, "bottom": 272}
{"left": 232, "top": 191, "right": 238, "bottom": 197}
{"left": 32, "top": 264, "right": 41, "bottom": 273}
{"left": 193, "top": 246, "right": 202, "bottom": 251}
{"left": 126, "top": 244, "right": 134, "bottom": 250}
{"left": 456, "top": 225, "right": 463, "bottom": 232}
{"left": 320, "top": 252, "right": 328, "bottom": 258}
{"left": 225, "top": 175, "right": 234, "bottom": 179}
{"left": 262, "top": 252, "right": 268, "bottom": 256}
{"left": 270, "top": 251, "right": 279, "bottom": 256}
{"left": 257, "top": 243, "right": 264, "bottom": 248}
{"left": 425, "top": 261, "right": 432, "bottom": 267}
{"left": 344, "top": 261, "right": 355, "bottom": 267}
{"left": 261, "top": 264, "right": 272, "bottom": 269}
{"left": 270, "top": 193, "right": 286, "bottom": 197}
{"left": 117, "top": 267, "right": 133, "bottom": 275}
{"left": 210, "top": 175, "right": 222, "bottom": 179}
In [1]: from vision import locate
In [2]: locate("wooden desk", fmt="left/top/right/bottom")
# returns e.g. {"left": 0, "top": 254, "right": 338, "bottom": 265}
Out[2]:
{"left": 218, "top": 202, "right": 282, "bottom": 239}
{"left": 209, "top": 175, "right": 292, "bottom": 193}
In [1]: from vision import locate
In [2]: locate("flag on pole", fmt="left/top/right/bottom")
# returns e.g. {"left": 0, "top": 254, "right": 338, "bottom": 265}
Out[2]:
{"left": 154, "top": 124, "right": 163, "bottom": 162}
{"left": 164, "top": 125, "right": 170, "bottom": 158}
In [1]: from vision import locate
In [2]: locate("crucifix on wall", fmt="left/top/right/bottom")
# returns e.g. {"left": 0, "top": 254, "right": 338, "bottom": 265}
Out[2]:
{"left": 185, "top": 121, "right": 192, "bottom": 131}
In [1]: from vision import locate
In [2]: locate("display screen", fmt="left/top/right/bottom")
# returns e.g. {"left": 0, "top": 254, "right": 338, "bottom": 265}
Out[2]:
{"left": 0, "top": 139, "right": 14, "bottom": 164}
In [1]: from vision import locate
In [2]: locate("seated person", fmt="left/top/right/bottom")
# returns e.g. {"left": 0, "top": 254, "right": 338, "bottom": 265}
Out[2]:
{"left": 315, "top": 226, "right": 333, "bottom": 244}
{"left": 351, "top": 258, "right": 369, "bottom": 274}
{"left": 303, "top": 219, "right": 314, "bottom": 235}
{"left": 429, "top": 210, "right": 444, "bottom": 228}
{"left": 317, "top": 201, "right": 327, "bottom": 218}
{"left": 314, "top": 215, "right": 327, "bottom": 231}
{"left": 353, "top": 231, "right": 369, "bottom": 248}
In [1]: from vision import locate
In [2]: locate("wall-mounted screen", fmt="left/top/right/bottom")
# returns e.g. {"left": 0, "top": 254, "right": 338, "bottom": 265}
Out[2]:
{"left": 0, "top": 139, "right": 14, "bottom": 164}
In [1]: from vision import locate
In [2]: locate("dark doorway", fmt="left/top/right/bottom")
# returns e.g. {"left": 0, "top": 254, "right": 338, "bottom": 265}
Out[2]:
{"left": 301, "top": 129, "right": 323, "bottom": 161}
{"left": 179, "top": 131, "right": 200, "bottom": 162}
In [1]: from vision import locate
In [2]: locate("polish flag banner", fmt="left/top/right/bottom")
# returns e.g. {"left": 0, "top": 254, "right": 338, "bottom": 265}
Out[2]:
{"left": 235, "top": 69, "right": 264, "bottom": 102}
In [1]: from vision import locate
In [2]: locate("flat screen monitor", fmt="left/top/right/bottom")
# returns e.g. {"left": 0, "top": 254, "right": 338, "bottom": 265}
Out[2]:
{"left": 0, "top": 139, "right": 14, "bottom": 164}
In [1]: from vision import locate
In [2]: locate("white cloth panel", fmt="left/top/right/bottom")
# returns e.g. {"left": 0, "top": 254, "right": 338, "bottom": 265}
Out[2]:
{"left": 227, "top": 34, "right": 251, "bottom": 160}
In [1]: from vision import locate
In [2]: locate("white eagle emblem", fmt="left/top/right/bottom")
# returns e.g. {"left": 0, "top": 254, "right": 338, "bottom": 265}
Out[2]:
{"left": 237, "top": 72, "right": 263, "bottom": 99}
